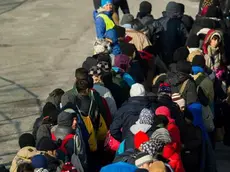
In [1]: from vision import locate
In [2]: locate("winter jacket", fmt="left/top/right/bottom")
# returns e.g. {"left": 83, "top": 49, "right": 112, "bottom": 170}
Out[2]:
{"left": 162, "top": 143, "right": 185, "bottom": 172}
{"left": 110, "top": 96, "right": 152, "bottom": 142}
{"left": 180, "top": 122, "right": 203, "bottom": 172}
{"left": 93, "top": 83, "right": 117, "bottom": 116}
{"left": 125, "top": 122, "right": 156, "bottom": 150}
{"left": 32, "top": 117, "right": 43, "bottom": 140}
{"left": 157, "top": 11, "right": 188, "bottom": 65}
{"left": 10, "top": 146, "right": 39, "bottom": 172}
{"left": 93, "top": 10, "right": 121, "bottom": 55}
{"left": 62, "top": 85, "right": 112, "bottom": 128}
{"left": 166, "top": 72, "right": 198, "bottom": 105}
{"left": 124, "top": 28, "right": 152, "bottom": 51}
{"left": 36, "top": 124, "right": 52, "bottom": 146}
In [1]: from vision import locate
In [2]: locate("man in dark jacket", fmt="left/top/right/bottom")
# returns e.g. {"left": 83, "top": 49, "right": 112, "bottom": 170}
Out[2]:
{"left": 110, "top": 83, "right": 152, "bottom": 142}
{"left": 165, "top": 60, "right": 198, "bottom": 105}
{"left": 157, "top": 1, "right": 188, "bottom": 66}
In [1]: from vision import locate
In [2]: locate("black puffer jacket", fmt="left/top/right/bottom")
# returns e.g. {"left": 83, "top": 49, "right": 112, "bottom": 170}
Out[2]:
{"left": 110, "top": 96, "right": 152, "bottom": 142}
{"left": 165, "top": 72, "right": 198, "bottom": 105}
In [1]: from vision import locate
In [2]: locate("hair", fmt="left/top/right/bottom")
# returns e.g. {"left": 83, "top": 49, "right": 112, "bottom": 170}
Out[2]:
{"left": 75, "top": 68, "right": 88, "bottom": 80}
{"left": 154, "top": 115, "right": 169, "bottom": 128}
{"left": 17, "top": 163, "right": 34, "bottom": 172}
{"left": 211, "top": 35, "right": 220, "bottom": 41}
{"left": 76, "top": 79, "right": 90, "bottom": 94}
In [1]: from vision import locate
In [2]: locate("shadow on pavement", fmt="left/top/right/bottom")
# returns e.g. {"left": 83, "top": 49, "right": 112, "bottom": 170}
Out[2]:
{"left": 0, "top": 0, "right": 28, "bottom": 15}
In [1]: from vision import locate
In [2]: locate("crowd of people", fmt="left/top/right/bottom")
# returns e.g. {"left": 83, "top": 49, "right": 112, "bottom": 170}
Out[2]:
{"left": 2, "top": 0, "right": 230, "bottom": 172}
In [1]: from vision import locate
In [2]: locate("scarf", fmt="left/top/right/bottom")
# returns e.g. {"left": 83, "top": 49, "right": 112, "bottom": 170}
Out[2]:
{"left": 206, "top": 45, "right": 221, "bottom": 70}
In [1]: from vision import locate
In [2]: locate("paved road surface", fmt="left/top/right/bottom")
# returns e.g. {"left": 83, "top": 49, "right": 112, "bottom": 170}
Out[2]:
{"left": 0, "top": 0, "right": 229, "bottom": 170}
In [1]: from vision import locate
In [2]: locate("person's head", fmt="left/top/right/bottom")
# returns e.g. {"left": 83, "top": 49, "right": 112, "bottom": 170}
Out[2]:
{"left": 209, "top": 33, "right": 221, "bottom": 48}
{"left": 171, "top": 93, "right": 185, "bottom": 111}
{"left": 177, "top": 3, "right": 185, "bottom": 15}
{"left": 186, "top": 34, "right": 200, "bottom": 49}
{"left": 176, "top": 60, "right": 192, "bottom": 74}
{"left": 141, "top": 128, "right": 171, "bottom": 157}
{"left": 46, "top": 88, "right": 65, "bottom": 110}
{"left": 157, "top": 82, "right": 172, "bottom": 97}
{"left": 19, "top": 133, "right": 36, "bottom": 149}
{"left": 58, "top": 108, "right": 78, "bottom": 130}
{"left": 130, "top": 83, "right": 146, "bottom": 97}
{"left": 139, "top": 108, "right": 154, "bottom": 125}
{"left": 89, "top": 66, "right": 102, "bottom": 83}
{"left": 76, "top": 79, "right": 91, "bottom": 95}
{"left": 192, "top": 55, "right": 206, "bottom": 69}
{"left": 115, "top": 25, "right": 126, "bottom": 39}
{"left": 42, "top": 102, "right": 59, "bottom": 125}
{"left": 17, "top": 163, "right": 34, "bottom": 172}
{"left": 135, "top": 152, "right": 153, "bottom": 170}
{"left": 155, "top": 106, "right": 173, "bottom": 123}
{"left": 205, "top": 5, "right": 221, "bottom": 18}
{"left": 31, "top": 155, "right": 48, "bottom": 169}
{"left": 36, "top": 137, "right": 58, "bottom": 157}
{"left": 165, "top": 1, "right": 181, "bottom": 17}
{"left": 154, "top": 115, "right": 169, "bottom": 128}
{"left": 139, "top": 1, "right": 152, "bottom": 15}
{"left": 134, "top": 131, "right": 150, "bottom": 150}
{"left": 101, "top": 0, "right": 113, "bottom": 11}
{"left": 173, "top": 46, "right": 189, "bottom": 63}
{"left": 75, "top": 68, "right": 93, "bottom": 89}
{"left": 120, "top": 14, "right": 135, "bottom": 26}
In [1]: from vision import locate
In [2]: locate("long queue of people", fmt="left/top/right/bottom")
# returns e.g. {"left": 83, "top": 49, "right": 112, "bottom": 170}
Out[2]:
{"left": 3, "top": 0, "right": 230, "bottom": 172}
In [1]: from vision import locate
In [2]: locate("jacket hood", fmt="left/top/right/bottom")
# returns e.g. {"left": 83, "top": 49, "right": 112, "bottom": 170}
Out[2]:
{"left": 54, "top": 126, "right": 74, "bottom": 140}
{"left": 202, "top": 29, "right": 223, "bottom": 54}
{"left": 130, "top": 123, "right": 152, "bottom": 134}
{"left": 166, "top": 71, "right": 192, "bottom": 86}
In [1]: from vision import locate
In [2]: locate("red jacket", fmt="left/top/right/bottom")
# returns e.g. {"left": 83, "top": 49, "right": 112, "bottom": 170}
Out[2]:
{"left": 162, "top": 123, "right": 184, "bottom": 172}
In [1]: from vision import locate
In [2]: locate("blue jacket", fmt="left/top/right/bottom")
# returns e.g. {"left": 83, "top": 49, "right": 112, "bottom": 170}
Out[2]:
{"left": 93, "top": 10, "right": 121, "bottom": 55}
{"left": 100, "top": 162, "right": 137, "bottom": 172}
{"left": 112, "top": 67, "right": 135, "bottom": 87}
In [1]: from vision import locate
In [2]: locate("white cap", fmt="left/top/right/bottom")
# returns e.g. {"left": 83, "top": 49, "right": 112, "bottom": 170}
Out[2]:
{"left": 130, "top": 83, "right": 146, "bottom": 97}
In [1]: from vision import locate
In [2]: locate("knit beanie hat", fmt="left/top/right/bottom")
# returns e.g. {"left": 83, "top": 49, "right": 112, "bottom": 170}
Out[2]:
{"left": 57, "top": 109, "right": 77, "bottom": 127}
{"left": 176, "top": 60, "right": 192, "bottom": 74}
{"left": 139, "top": 108, "right": 154, "bottom": 125}
{"left": 135, "top": 152, "right": 153, "bottom": 167}
{"left": 173, "top": 47, "right": 189, "bottom": 62}
{"left": 89, "top": 66, "right": 102, "bottom": 77}
{"left": 32, "top": 155, "right": 48, "bottom": 169}
{"left": 192, "top": 55, "right": 206, "bottom": 68}
{"left": 155, "top": 106, "right": 174, "bottom": 123}
{"left": 139, "top": 1, "right": 152, "bottom": 14}
{"left": 186, "top": 34, "right": 200, "bottom": 48}
{"left": 120, "top": 14, "right": 134, "bottom": 25}
{"left": 94, "top": 39, "right": 111, "bottom": 55}
{"left": 101, "top": 0, "right": 112, "bottom": 7}
{"left": 172, "top": 93, "right": 185, "bottom": 110}
{"left": 42, "top": 102, "right": 59, "bottom": 124}
{"left": 151, "top": 128, "right": 172, "bottom": 145}
{"left": 134, "top": 131, "right": 150, "bottom": 149}
{"left": 97, "top": 61, "right": 111, "bottom": 73}
{"left": 19, "top": 133, "right": 36, "bottom": 148}
{"left": 130, "top": 83, "right": 146, "bottom": 97}
{"left": 36, "top": 137, "right": 59, "bottom": 151}
{"left": 140, "top": 139, "right": 164, "bottom": 157}
{"left": 158, "top": 83, "right": 171, "bottom": 94}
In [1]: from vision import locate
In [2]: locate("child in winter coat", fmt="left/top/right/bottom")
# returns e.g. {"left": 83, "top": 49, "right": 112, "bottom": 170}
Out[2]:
{"left": 155, "top": 106, "right": 185, "bottom": 172}
{"left": 202, "top": 29, "right": 226, "bottom": 80}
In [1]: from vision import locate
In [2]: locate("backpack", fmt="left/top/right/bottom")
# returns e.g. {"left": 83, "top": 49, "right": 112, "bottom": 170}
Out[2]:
{"left": 52, "top": 133, "right": 75, "bottom": 162}
{"left": 193, "top": 73, "right": 215, "bottom": 132}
